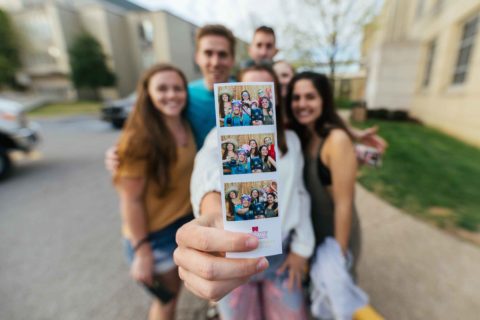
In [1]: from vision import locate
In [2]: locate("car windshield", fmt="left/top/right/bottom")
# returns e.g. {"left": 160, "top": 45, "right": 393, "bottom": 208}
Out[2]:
{"left": 127, "top": 93, "right": 136, "bottom": 102}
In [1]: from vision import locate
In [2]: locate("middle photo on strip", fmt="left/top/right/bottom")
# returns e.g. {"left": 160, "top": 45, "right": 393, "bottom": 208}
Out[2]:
{"left": 220, "top": 133, "right": 277, "bottom": 175}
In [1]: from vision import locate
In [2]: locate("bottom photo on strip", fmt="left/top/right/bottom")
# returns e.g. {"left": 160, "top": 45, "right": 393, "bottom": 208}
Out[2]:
{"left": 224, "top": 180, "right": 278, "bottom": 222}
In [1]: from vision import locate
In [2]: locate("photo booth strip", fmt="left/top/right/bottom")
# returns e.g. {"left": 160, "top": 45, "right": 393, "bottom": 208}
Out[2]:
{"left": 214, "top": 82, "right": 282, "bottom": 258}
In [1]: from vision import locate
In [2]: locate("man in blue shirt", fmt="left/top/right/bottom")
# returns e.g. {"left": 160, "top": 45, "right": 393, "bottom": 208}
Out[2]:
{"left": 104, "top": 25, "right": 237, "bottom": 167}
{"left": 186, "top": 25, "right": 236, "bottom": 148}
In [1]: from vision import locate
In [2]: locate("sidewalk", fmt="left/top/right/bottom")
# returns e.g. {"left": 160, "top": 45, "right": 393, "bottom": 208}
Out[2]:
{"left": 355, "top": 184, "right": 480, "bottom": 320}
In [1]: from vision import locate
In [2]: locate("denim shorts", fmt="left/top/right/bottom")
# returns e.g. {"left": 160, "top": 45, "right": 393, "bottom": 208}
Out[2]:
{"left": 124, "top": 214, "right": 193, "bottom": 274}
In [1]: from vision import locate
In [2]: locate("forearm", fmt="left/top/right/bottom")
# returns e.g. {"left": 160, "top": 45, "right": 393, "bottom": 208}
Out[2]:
{"left": 269, "top": 157, "right": 276, "bottom": 168}
{"left": 121, "top": 199, "right": 149, "bottom": 244}
{"left": 347, "top": 126, "right": 362, "bottom": 141}
{"left": 334, "top": 203, "right": 353, "bottom": 253}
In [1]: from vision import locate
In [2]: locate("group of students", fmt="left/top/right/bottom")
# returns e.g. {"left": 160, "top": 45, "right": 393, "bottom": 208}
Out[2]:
{"left": 226, "top": 186, "right": 279, "bottom": 221}
{"left": 222, "top": 137, "right": 276, "bottom": 175}
{"left": 220, "top": 89, "right": 274, "bottom": 127}
{"left": 107, "top": 24, "right": 386, "bottom": 320}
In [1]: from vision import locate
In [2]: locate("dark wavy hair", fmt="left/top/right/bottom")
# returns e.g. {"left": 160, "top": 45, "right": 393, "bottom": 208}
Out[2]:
{"left": 218, "top": 92, "right": 232, "bottom": 118}
{"left": 241, "top": 90, "right": 251, "bottom": 102}
{"left": 237, "top": 64, "right": 288, "bottom": 155}
{"left": 285, "top": 72, "right": 352, "bottom": 147}
{"left": 222, "top": 142, "right": 235, "bottom": 159}
{"left": 249, "top": 139, "right": 259, "bottom": 157}
{"left": 259, "top": 144, "right": 270, "bottom": 163}
{"left": 116, "top": 63, "right": 188, "bottom": 195}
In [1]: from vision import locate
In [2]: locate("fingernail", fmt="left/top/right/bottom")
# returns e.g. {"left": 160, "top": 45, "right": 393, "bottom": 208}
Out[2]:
{"left": 256, "top": 257, "right": 269, "bottom": 271}
{"left": 245, "top": 237, "right": 258, "bottom": 249}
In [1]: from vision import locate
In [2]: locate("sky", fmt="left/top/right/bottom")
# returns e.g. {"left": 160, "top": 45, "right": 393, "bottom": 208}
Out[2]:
{"left": 131, "top": 0, "right": 383, "bottom": 73}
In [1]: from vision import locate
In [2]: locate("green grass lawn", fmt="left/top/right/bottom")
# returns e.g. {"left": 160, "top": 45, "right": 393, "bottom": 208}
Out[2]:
{"left": 28, "top": 101, "right": 102, "bottom": 117}
{"left": 354, "top": 120, "right": 480, "bottom": 232}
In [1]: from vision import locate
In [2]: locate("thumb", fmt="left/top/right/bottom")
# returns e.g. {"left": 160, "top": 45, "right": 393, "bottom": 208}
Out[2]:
{"left": 366, "top": 125, "right": 379, "bottom": 135}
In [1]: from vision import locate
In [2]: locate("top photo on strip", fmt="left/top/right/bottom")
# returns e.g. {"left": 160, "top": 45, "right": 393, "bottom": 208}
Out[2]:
{"left": 217, "top": 83, "right": 275, "bottom": 128}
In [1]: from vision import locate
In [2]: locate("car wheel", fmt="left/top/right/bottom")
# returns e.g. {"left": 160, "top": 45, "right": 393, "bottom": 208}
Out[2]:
{"left": 112, "top": 119, "right": 125, "bottom": 129}
{"left": 0, "top": 149, "right": 12, "bottom": 180}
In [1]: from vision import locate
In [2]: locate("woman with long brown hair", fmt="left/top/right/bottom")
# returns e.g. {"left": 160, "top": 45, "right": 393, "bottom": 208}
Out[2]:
{"left": 114, "top": 63, "right": 195, "bottom": 320}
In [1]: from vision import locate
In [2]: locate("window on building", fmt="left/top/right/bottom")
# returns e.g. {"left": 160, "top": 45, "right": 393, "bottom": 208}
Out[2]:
{"left": 20, "top": 13, "right": 57, "bottom": 68}
{"left": 138, "top": 20, "right": 154, "bottom": 45}
{"left": 415, "top": 0, "right": 425, "bottom": 19}
{"left": 192, "top": 27, "right": 200, "bottom": 74}
{"left": 432, "top": 0, "right": 444, "bottom": 15}
{"left": 340, "top": 79, "right": 351, "bottom": 98}
{"left": 423, "top": 40, "right": 436, "bottom": 87}
{"left": 452, "top": 15, "right": 479, "bottom": 85}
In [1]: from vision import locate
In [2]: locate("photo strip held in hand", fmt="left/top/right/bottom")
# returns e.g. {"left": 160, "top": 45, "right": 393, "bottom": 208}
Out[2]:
{"left": 221, "top": 134, "right": 277, "bottom": 175}
{"left": 224, "top": 180, "right": 278, "bottom": 222}
{"left": 215, "top": 81, "right": 282, "bottom": 257}
{"left": 218, "top": 83, "right": 275, "bottom": 127}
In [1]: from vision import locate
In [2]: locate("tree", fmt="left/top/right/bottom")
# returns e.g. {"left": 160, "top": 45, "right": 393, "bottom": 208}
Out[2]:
{"left": 281, "top": 0, "right": 378, "bottom": 90}
{"left": 69, "top": 33, "right": 116, "bottom": 96}
{"left": 0, "top": 9, "right": 21, "bottom": 88}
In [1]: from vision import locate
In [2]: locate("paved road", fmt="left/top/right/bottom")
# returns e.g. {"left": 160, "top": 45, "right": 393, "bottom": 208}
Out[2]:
{"left": 0, "top": 116, "right": 149, "bottom": 319}
{"left": 1, "top": 115, "right": 479, "bottom": 319}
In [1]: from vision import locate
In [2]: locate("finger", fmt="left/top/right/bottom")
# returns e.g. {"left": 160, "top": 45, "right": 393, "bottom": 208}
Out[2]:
{"left": 294, "top": 271, "right": 301, "bottom": 290}
{"left": 133, "top": 269, "right": 153, "bottom": 286}
{"left": 176, "top": 221, "right": 259, "bottom": 253}
{"left": 144, "top": 271, "right": 153, "bottom": 287}
{"left": 368, "top": 126, "right": 378, "bottom": 134}
{"left": 174, "top": 247, "right": 268, "bottom": 281}
{"left": 276, "top": 261, "right": 287, "bottom": 276}
{"left": 182, "top": 276, "right": 206, "bottom": 300}
{"left": 178, "top": 266, "right": 250, "bottom": 301}
{"left": 131, "top": 269, "right": 152, "bottom": 287}
{"left": 288, "top": 269, "right": 295, "bottom": 291}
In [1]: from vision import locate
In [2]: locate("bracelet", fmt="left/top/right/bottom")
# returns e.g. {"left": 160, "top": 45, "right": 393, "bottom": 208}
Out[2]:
{"left": 133, "top": 235, "right": 150, "bottom": 253}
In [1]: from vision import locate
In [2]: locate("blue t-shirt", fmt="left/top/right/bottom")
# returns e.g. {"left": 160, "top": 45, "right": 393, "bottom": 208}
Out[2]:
{"left": 232, "top": 161, "right": 251, "bottom": 174}
{"left": 251, "top": 108, "right": 263, "bottom": 122}
{"left": 234, "top": 204, "right": 254, "bottom": 221}
{"left": 186, "top": 79, "right": 216, "bottom": 148}
{"left": 250, "top": 156, "right": 263, "bottom": 171}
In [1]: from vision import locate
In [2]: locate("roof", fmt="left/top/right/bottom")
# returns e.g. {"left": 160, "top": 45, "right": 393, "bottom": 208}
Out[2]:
{"left": 101, "top": 0, "right": 148, "bottom": 11}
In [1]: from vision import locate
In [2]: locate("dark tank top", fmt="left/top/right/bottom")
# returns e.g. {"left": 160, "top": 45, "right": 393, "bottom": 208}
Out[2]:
{"left": 303, "top": 138, "right": 362, "bottom": 275}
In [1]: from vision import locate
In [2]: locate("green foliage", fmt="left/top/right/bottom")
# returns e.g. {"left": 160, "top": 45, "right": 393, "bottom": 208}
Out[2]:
{"left": 335, "top": 97, "right": 354, "bottom": 109}
{"left": 69, "top": 33, "right": 116, "bottom": 89}
{"left": 355, "top": 120, "right": 480, "bottom": 232}
{"left": 28, "top": 101, "right": 101, "bottom": 117}
{"left": 0, "top": 9, "right": 21, "bottom": 87}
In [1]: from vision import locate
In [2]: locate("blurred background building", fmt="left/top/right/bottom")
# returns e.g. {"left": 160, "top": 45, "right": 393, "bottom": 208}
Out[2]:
{"left": 362, "top": 0, "right": 480, "bottom": 146}
{"left": 0, "top": 0, "right": 248, "bottom": 100}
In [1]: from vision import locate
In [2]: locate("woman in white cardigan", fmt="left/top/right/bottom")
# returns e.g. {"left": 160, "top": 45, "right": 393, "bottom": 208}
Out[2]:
{"left": 175, "top": 65, "right": 314, "bottom": 320}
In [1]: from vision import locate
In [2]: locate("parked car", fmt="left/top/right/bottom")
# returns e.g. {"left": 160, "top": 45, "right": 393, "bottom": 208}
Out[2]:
{"left": 101, "top": 92, "right": 136, "bottom": 129}
{"left": 0, "top": 97, "right": 40, "bottom": 179}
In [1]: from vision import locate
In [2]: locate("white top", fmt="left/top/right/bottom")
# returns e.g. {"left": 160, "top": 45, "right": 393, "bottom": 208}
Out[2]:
{"left": 190, "top": 128, "right": 315, "bottom": 258}
{"left": 310, "top": 237, "right": 368, "bottom": 319}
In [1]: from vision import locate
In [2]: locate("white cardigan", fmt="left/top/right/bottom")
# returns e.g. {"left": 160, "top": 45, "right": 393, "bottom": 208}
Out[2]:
{"left": 190, "top": 128, "right": 315, "bottom": 258}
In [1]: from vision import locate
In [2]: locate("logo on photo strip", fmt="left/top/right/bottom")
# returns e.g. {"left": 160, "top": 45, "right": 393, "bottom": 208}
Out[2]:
{"left": 251, "top": 226, "right": 268, "bottom": 239}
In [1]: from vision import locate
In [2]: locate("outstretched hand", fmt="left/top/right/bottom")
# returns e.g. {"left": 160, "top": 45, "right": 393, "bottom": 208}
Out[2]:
{"left": 355, "top": 126, "right": 388, "bottom": 154}
{"left": 174, "top": 211, "right": 269, "bottom": 301}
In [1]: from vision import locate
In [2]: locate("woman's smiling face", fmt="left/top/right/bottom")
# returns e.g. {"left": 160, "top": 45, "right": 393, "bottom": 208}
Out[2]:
{"left": 147, "top": 70, "right": 187, "bottom": 117}
{"left": 291, "top": 79, "right": 323, "bottom": 126}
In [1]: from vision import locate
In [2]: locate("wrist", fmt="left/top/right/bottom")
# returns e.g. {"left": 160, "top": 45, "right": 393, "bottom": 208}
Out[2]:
{"left": 135, "top": 242, "right": 152, "bottom": 257}
{"left": 132, "top": 235, "right": 150, "bottom": 253}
